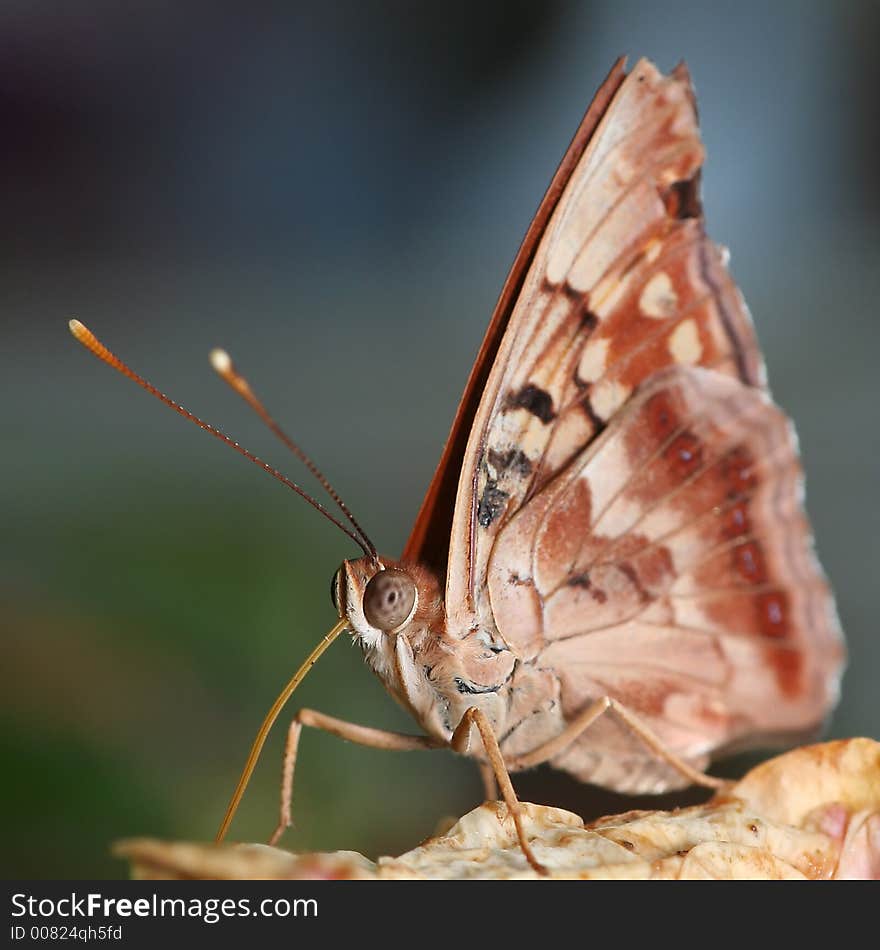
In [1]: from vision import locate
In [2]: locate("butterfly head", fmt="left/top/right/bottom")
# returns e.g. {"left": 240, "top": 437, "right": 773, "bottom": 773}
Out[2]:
{"left": 331, "top": 557, "right": 442, "bottom": 646}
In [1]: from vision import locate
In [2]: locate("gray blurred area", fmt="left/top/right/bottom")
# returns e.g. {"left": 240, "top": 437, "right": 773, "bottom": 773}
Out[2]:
{"left": 2, "top": 1, "right": 877, "bottom": 877}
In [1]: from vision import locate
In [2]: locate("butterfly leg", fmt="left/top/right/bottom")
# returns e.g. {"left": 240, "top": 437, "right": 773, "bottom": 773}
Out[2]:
{"left": 478, "top": 761, "right": 499, "bottom": 802}
{"left": 270, "top": 708, "right": 444, "bottom": 847}
{"left": 507, "top": 696, "right": 729, "bottom": 791}
{"left": 451, "top": 707, "right": 548, "bottom": 875}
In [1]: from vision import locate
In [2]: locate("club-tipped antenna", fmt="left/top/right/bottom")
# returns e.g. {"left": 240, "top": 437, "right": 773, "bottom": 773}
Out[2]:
{"left": 68, "top": 320, "right": 372, "bottom": 558}
{"left": 209, "top": 348, "right": 377, "bottom": 561}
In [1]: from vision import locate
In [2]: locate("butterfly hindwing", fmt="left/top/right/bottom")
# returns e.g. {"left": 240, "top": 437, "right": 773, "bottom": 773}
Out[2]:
{"left": 489, "top": 367, "right": 841, "bottom": 790}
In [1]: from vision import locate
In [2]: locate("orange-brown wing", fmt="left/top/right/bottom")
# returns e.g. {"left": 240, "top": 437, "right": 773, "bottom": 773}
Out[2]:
{"left": 490, "top": 367, "right": 843, "bottom": 791}
{"left": 434, "top": 58, "right": 764, "bottom": 633}
{"left": 402, "top": 57, "right": 629, "bottom": 579}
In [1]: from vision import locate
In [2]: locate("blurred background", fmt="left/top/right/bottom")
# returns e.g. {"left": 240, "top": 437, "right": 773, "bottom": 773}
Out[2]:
{"left": 2, "top": 1, "right": 878, "bottom": 878}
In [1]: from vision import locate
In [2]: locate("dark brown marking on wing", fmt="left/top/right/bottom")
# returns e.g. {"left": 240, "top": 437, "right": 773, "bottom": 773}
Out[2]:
{"left": 477, "top": 480, "right": 509, "bottom": 529}
{"left": 662, "top": 174, "right": 702, "bottom": 220}
{"left": 578, "top": 391, "right": 607, "bottom": 433}
{"left": 507, "top": 384, "right": 556, "bottom": 424}
{"left": 618, "top": 561, "right": 652, "bottom": 604}
{"left": 558, "top": 282, "right": 600, "bottom": 331}
{"left": 488, "top": 447, "right": 533, "bottom": 479}
{"left": 544, "top": 277, "right": 600, "bottom": 331}
{"left": 566, "top": 572, "right": 608, "bottom": 604}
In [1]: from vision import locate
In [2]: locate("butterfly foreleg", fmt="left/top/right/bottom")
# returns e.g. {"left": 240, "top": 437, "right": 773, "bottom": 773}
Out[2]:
{"left": 506, "top": 696, "right": 730, "bottom": 792}
{"left": 450, "top": 707, "right": 548, "bottom": 875}
{"left": 269, "top": 708, "right": 444, "bottom": 847}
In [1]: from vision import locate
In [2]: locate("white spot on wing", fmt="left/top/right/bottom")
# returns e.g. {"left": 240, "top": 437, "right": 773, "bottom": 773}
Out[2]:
{"left": 669, "top": 318, "right": 703, "bottom": 364}
{"left": 577, "top": 338, "right": 610, "bottom": 384}
{"left": 590, "top": 379, "right": 629, "bottom": 419}
{"left": 639, "top": 272, "right": 678, "bottom": 319}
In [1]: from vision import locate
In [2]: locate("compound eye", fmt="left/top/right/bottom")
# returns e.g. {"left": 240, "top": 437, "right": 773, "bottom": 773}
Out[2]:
{"left": 362, "top": 569, "right": 417, "bottom": 631}
{"left": 330, "top": 567, "right": 343, "bottom": 615}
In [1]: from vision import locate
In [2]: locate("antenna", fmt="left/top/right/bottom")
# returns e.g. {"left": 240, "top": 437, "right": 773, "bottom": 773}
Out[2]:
{"left": 68, "top": 320, "right": 373, "bottom": 558}
{"left": 210, "top": 348, "right": 377, "bottom": 560}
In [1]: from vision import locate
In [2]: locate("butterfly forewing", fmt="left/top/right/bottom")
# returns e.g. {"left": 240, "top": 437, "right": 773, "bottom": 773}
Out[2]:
{"left": 443, "top": 61, "right": 767, "bottom": 628}
{"left": 404, "top": 57, "right": 843, "bottom": 791}
{"left": 402, "top": 58, "right": 630, "bottom": 579}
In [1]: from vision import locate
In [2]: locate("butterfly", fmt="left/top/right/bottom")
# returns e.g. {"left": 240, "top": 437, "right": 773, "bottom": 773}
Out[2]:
{"left": 71, "top": 56, "right": 845, "bottom": 874}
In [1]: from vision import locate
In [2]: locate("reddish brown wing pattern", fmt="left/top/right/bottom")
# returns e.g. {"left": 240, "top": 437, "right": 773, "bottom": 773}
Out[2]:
{"left": 491, "top": 367, "right": 842, "bottom": 790}
{"left": 404, "top": 57, "right": 844, "bottom": 791}
{"left": 443, "top": 60, "right": 766, "bottom": 631}
{"left": 402, "top": 58, "right": 629, "bottom": 580}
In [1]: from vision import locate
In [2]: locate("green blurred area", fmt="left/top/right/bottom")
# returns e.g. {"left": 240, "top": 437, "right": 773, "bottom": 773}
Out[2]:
{"left": 2, "top": 472, "right": 481, "bottom": 878}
